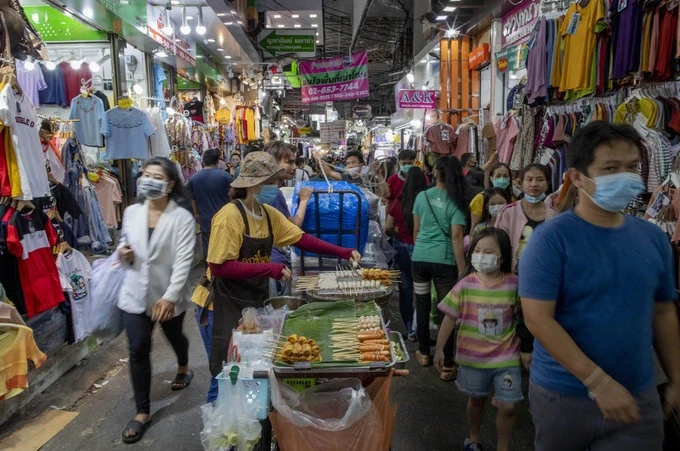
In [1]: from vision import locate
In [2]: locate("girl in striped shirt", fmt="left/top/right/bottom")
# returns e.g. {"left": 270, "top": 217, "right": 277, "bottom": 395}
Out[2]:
{"left": 434, "top": 227, "right": 521, "bottom": 451}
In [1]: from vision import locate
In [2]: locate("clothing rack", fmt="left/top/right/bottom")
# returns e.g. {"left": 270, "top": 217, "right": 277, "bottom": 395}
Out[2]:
{"left": 37, "top": 114, "right": 80, "bottom": 123}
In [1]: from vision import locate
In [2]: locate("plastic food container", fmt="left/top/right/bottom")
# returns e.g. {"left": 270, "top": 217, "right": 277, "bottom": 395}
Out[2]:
{"left": 389, "top": 331, "right": 410, "bottom": 369}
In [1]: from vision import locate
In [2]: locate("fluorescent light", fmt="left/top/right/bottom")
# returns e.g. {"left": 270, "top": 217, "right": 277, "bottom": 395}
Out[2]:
{"left": 278, "top": 24, "right": 285, "bottom": 28}
{"left": 311, "top": 24, "right": 318, "bottom": 28}
{"left": 89, "top": 61, "right": 100, "bottom": 72}
{"left": 443, "top": 6, "right": 456, "bottom": 12}
{"left": 186, "top": 16, "right": 194, "bottom": 20}
{"left": 294, "top": 24, "right": 301, "bottom": 28}
{"left": 310, "top": 14, "right": 317, "bottom": 18}
{"left": 217, "top": 48, "right": 223, "bottom": 51}
{"left": 224, "top": 55, "right": 232, "bottom": 59}
{"left": 230, "top": 10, "right": 236, "bottom": 14}
{"left": 292, "top": 14, "right": 299, "bottom": 18}
{"left": 445, "top": 29, "right": 459, "bottom": 38}
{"left": 207, "top": 38, "right": 215, "bottom": 42}
{"left": 435, "top": 15, "right": 448, "bottom": 21}
{"left": 83, "top": 7, "right": 93, "bottom": 18}
{"left": 171, "top": 0, "right": 180, "bottom": 4}
{"left": 273, "top": 14, "right": 281, "bottom": 18}
{"left": 237, "top": 20, "right": 243, "bottom": 25}
{"left": 45, "top": 61, "right": 56, "bottom": 70}
{"left": 217, "top": 13, "right": 227, "bottom": 17}
{"left": 224, "top": 22, "right": 233, "bottom": 25}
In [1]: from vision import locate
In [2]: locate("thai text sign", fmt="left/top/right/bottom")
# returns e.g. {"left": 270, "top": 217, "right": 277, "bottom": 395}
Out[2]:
{"left": 397, "top": 90, "right": 437, "bottom": 109}
{"left": 502, "top": 0, "right": 541, "bottom": 48}
{"left": 299, "top": 52, "right": 370, "bottom": 103}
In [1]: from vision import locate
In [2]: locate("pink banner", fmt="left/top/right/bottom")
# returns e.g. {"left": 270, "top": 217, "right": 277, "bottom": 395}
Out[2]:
{"left": 397, "top": 90, "right": 437, "bottom": 109}
{"left": 299, "top": 52, "right": 370, "bottom": 103}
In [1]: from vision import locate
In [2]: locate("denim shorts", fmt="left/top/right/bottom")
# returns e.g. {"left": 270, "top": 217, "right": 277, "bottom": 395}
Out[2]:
{"left": 455, "top": 365, "right": 524, "bottom": 403}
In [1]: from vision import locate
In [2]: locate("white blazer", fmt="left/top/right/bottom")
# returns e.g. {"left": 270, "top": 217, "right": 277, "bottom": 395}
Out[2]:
{"left": 117, "top": 199, "right": 196, "bottom": 317}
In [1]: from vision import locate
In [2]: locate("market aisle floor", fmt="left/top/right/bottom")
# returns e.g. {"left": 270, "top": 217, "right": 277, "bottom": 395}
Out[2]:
{"left": 1, "top": 274, "right": 535, "bottom": 450}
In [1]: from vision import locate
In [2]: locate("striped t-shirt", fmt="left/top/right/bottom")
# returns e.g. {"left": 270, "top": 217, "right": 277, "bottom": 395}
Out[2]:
{"left": 438, "top": 273, "right": 520, "bottom": 369}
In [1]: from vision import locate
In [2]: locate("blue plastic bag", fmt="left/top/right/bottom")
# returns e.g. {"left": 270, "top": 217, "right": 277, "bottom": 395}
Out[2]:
{"left": 89, "top": 251, "right": 127, "bottom": 339}
{"left": 291, "top": 181, "right": 369, "bottom": 255}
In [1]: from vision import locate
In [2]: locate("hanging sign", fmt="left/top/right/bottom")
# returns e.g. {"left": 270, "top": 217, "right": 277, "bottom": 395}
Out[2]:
{"left": 469, "top": 43, "right": 490, "bottom": 70}
{"left": 495, "top": 43, "right": 529, "bottom": 72}
{"left": 299, "top": 52, "right": 370, "bottom": 104}
{"left": 282, "top": 90, "right": 310, "bottom": 111}
{"left": 353, "top": 104, "right": 372, "bottom": 119}
{"left": 260, "top": 29, "right": 316, "bottom": 57}
{"left": 320, "top": 121, "right": 346, "bottom": 143}
{"left": 501, "top": 0, "right": 541, "bottom": 48}
{"left": 397, "top": 90, "right": 437, "bottom": 109}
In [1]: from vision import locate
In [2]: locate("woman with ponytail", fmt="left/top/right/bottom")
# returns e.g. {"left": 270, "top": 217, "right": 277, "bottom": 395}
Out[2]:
{"left": 411, "top": 156, "right": 469, "bottom": 381}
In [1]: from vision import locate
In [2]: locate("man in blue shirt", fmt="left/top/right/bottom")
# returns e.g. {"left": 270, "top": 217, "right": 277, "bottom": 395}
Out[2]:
{"left": 520, "top": 121, "right": 680, "bottom": 451}
{"left": 187, "top": 149, "right": 232, "bottom": 262}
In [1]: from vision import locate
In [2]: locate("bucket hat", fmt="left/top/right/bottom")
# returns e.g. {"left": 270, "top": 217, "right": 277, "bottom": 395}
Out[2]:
{"left": 231, "top": 151, "right": 284, "bottom": 188}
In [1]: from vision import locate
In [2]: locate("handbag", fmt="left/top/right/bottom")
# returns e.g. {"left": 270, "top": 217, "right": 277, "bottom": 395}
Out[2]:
{"left": 424, "top": 191, "right": 452, "bottom": 239}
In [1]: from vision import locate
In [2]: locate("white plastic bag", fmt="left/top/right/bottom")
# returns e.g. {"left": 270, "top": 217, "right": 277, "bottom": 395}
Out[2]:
{"left": 89, "top": 251, "right": 127, "bottom": 338}
{"left": 269, "top": 369, "right": 371, "bottom": 431}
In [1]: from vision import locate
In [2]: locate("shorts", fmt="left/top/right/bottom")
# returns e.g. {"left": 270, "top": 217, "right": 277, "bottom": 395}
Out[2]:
{"left": 455, "top": 365, "right": 524, "bottom": 403}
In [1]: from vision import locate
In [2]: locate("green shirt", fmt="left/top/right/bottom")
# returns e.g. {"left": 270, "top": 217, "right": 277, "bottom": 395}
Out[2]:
{"left": 411, "top": 187, "right": 466, "bottom": 266}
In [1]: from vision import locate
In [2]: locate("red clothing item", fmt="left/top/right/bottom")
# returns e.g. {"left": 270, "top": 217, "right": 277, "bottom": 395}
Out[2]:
{"left": 655, "top": 3, "right": 678, "bottom": 80}
{"left": 389, "top": 199, "right": 414, "bottom": 245}
{"left": 0, "top": 128, "right": 10, "bottom": 196}
{"left": 6, "top": 209, "right": 64, "bottom": 318}
{"left": 60, "top": 62, "right": 93, "bottom": 104}
{"left": 387, "top": 173, "right": 405, "bottom": 202}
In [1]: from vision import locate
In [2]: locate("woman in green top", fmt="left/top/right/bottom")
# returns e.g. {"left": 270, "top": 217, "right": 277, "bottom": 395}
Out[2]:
{"left": 412, "top": 156, "right": 469, "bottom": 381}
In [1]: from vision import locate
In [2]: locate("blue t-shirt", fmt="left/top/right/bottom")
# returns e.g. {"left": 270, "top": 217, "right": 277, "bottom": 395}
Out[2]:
{"left": 69, "top": 95, "right": 108, "bottom": 147}
{"left": 269, "top": 190, "right": 291, "bottom": 266}
{"left": 519, "top": 211, "right": 676, "bottom": 397}
{"left": 187, "top": 168, "right": 232, "bottom": 231}
{"left": 38, "top": 63, "right": 66, "bottom": 107}
{"left": 103, "top": 107, "right": 156, "bottom": 159}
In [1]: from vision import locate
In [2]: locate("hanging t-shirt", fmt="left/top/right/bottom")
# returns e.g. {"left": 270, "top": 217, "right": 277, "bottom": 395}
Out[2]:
{"left": 610, "top": 0, "right": 644, "bottom": 80}
{"left": 93, "top": 176, "right": 122, "bottom": 228}
{"left": 0, "top": 324, "right": 46, "bottom": 400}
{"left": 0, "top": 84, "right": 51, "bottom": 200}
{"left": 38, "top": 63, "right": 67, "bottom": 107}
{"left": 15, "top": 59, "right": 46, "bottom": 108}
{"left": 56, "top": 249, "right": 93, "bottom": 341}
{"left": 69, "top": 95, "right": 109, "bottom": 147}
{"left": 424, "top": 123, "right": 457, "bottom": 154}
{"left": 6, "top": 208, "right": 64, "bottom": 318}
{"left": 184, "top": 99, "right": 204, "bottom": 123}
{"left": 60, "top": 62, "right": 93, "bottom": 104}
{"left": 103, "top": 107, "right": 155, "bottom": 160}
{"left": 0, "top": 128, "right": 10, "bottom": 197}
{"left": 495, "top": 115, "right": 521, "bottom": 164}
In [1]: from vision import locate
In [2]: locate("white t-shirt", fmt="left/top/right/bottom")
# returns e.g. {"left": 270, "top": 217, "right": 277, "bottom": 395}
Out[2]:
{"left": 287, "top": 168, "right": 310, "bottom": 187}
{"left": 0, "top": 84, "right": 50, "bottom": 200}
{"left": 56, "top": 250, "right": 93, "bottom": 341}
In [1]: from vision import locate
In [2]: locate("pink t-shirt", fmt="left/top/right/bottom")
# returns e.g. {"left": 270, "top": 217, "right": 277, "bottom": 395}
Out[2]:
{"left": 425, "top": 123, "right": 457, "bottom": 154}
{"left": 495, "top": 116, "right": 520, "bottom": 165}
{"left": 93, "top": 176, "right": 122, "bottom": 228}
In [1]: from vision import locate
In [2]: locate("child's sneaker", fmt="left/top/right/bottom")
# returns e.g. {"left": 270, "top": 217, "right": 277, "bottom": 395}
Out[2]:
{"left": 464, "top": 439, "right": 482, "bottom": 451}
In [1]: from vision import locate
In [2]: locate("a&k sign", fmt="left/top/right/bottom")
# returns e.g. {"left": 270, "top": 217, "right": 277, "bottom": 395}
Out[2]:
{"left": 397, "top": 90, "right": 437, "bottom": 109}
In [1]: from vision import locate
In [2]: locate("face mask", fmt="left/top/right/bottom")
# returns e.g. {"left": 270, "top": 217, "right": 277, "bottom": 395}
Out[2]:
{"left": 254, "top": 184, "right": 279, "bottom": 205}
{"left": 492, "top": 177, "right": 511, "bottom": 189}
{"left": 471, "top": 253, "right": 499, "bottom": 273}
{"left": 523, "top": 193, "right": 546, "bottom": 204}
{"left": 581, "top": 172, "right": 645, "bottom": 212}
{"left": 488, "top": 205, "right": 504, "bottom": 217}
{"left": 138, "top": 177, "right": 168, "bottom": 200}
{"left": 345, "top": 167, "right": 361, "bottom": 176}
{"left": 400, "top": 164, "right": 413, "bottom": 174}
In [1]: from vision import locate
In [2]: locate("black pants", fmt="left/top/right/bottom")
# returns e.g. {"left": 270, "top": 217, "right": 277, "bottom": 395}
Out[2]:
{"left": 123, "top": 311, "right": 189, "bottom": 415}
{"left": 201, "top": 231, "right": 211, "bottom": 264}
{"left": 412, "top": 261, "right": 458, "bottom": 366}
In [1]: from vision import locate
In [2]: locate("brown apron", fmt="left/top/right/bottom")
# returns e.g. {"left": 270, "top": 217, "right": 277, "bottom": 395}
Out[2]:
{"left": 209, "top": 201, "right": 273, "bottom": 377}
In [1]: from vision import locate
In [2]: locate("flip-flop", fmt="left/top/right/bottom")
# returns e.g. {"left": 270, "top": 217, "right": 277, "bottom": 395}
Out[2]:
{"left": 440, "top": 365, "right": 458, "bottom": 382}
{"left": 122, "top": 418, "right": 152, "bottom": 444}
{"left": 171, "top": 369, "right": 194, "bottom": 391}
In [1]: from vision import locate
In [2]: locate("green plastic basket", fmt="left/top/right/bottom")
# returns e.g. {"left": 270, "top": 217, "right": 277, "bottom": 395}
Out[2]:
{"left": 282, "top": 378, "right": 316, "bottom": 392}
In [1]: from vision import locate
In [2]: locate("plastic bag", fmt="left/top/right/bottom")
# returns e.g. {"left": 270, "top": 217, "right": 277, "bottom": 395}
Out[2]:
{"left": 89, "top": 251, "right": 127, "bottom": 339}
{"left": 269, "top": 370, "right": 371, "bottom": 431}
{"left": 270, "top": 371, "right": 396, "bottom": 451}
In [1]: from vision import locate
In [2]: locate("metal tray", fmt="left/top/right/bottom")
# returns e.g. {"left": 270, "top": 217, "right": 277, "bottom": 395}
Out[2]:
{"left": 389, "top": 331, "right": 410, "bottom": 369}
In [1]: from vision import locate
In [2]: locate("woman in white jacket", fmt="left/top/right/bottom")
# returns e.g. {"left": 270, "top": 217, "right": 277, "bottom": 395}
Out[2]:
{"left": 117, "top": 157, "right": 196, "bottom": 444}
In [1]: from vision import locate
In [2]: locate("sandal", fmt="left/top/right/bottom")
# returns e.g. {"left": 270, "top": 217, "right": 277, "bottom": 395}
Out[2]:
{"left": 122, "top": 418, "right": 152, "bottom": 444}
{"left": 171, "top": 369, "right": 194, "bottom": 391}
{"left": 407, "top": 333, "right": 416, "bottom": 342}
{"left": 415, "top": 350, "right": 431, "bottom": 366}
{"left": 440, "top": 365, "right": 458, "bottom": 382}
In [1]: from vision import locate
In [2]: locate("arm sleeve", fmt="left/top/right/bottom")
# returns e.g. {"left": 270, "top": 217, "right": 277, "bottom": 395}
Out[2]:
{"left": 102, "top": 111, "right": 111, "bottom": 137}
{"left": 97, "top": 99, "right": 109, "bottom": 136}
{"left": 36, "top": 67, "right": 47, "bottom": 91}
{"left": 437, "top": 284, "right": 461, "bottom": 319}
{"left": 266, "top": 206, "right": 304, "bottom": 248}
{"left": 413, "top": 192, "right": 425, "bottom": 216}
{"left": 162, "top": 214, "right": 196, "bottom": 302}
{"left": 450, "top": 206, "right": 467, "bottom": 226}
{"left": 209, "top": 260, "right": 286, "bottom": 280}
{"left": 293, "top": 233, "right": 354, "bottom": 260}
{"left": 143, "top": 113, "right": 156, "bottom": 137}
{"left": 654, "top": 233, "right": 678, "bottom": 302}
{"left": 207, "top": 205, "right": 244, "bottom": 264}
{"left": 495, "top": 205, "right": 511, "bottom": 236}
{"left": 68, "top": 98, "right": 77, "bottom": 120}
{"left": 470, "top": 193, "right": 484, "bottom": 218}
{"left": 518, "top": 226, "right": 564, "bottom": 301}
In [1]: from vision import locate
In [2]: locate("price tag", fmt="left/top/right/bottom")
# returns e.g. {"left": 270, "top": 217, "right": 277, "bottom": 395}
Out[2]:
{"left": 566, "top": 12, "right": 581, "bottom": 35}
{"left": 118, "top": 97, "right": 133, "bottom": 109}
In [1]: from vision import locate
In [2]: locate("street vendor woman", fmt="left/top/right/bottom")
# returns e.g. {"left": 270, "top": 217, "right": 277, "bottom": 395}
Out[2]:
{"left": 205, "top": 152, "right": 361, "bottom": 377}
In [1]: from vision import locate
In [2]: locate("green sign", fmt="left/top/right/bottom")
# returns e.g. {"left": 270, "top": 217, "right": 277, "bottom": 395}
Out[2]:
{"left": 24, "top": 6, "right": 108, "bottom": 42}
{"left": 260, "top": 30, "right": 316, "bottom": 57}
{"left": 495, "top": 43, "right": 528, "bottom": 73}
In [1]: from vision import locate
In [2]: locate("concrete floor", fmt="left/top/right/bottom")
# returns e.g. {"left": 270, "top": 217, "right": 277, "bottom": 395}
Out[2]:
{"left": 0, "top": 272, "right": 535, "bottom": 451}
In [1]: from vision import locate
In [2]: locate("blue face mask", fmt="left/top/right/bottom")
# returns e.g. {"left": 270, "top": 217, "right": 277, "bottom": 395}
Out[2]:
{"left": 523, "top": 193, "right": 546, "bottom": 204}
{"left": 492, "top": 177, "right": 511, "bottom": 189}
{"left": 400, "top": 164, "right": 413, "bottom": 174}
{"left": 582, "top": 172, "right": 645, "bottom": 212}
{"left": 254, "top": 184, "right": 279, "bottom": 205}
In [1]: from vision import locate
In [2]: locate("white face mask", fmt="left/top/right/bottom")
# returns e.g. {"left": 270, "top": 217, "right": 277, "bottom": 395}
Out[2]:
{"left": 471, "top": 253, "right": 499, "bottom": 273}
{"left": 488, "top": 205, "right": 504, "bottom": 217}
{"left": 345, "top": 166, "right": 361, "bottom": 176}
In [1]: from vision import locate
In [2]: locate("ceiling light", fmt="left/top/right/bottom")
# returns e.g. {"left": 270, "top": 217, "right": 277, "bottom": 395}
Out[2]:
{"left": 196, "top": 8, "right": 206, "bottom": 35}
{"left": 155, "top": 48, "right": 168, "bottom": 58}
{"left": 175, "top": 39, "right": 181, "bottom": 42}
{"left": 435, "top": 15, "right": 448, "bottom": 21}
{"left": 45, "top": 61, "right": 56, "bottom": 70}
{"left": 89, "top": 61, "right": 100, "bottom": 72}
{"left": 24, "top": 60, "right": 35, "bottom": 71}
{"left": 224, "top": 22, "right": 233, "bottom": 25}
{"left": 316, "top": 32, "right": 319, "bottom": 36}
{"left": 180, "top": 8, "right": 190, "bottom": 34}
{"left": 445, "top": 29, "right": 459, "bottom": 38}
{"left": 310, "top": 14, "right": 317, "bottom": 18}
{"left": 224, "top": 55, "right": 232, "bottom": 59}
{"left": 171, "top": 0, "right": 179, "bottom": 4}
{"left": 311, "top": 24, "right": 318, "bottom": 28}
{"left": 273, "top": 14, "right": 281, "bottom": 18}
{"left": 406, "top": 70, "right": 414, "bottom": 82}
{"left": 64, "top": 10, "right": 72, "bottom": 18}
{"left": 162, "top": 9, "right": 173, "bottom": 35}
{"left": 292, "top": 14, "right": 299, "bottom": 18}
{"left": 217, "top": 13, "right": 227, "bottom": 17}
{"left": 207, "top": 38, "right": 215, "bottom": 43}
{"left": 277, "top": 24, "right": 285, "bottom": 28}
{"left": 294, "top": 24, "right": 301, "bottom": 28}
{"left": 70, "top": 59, "right": 82, "bottom": 69}
{"left": 217, "top": 48, "right": 223, "bottom": 51}
{"left": 443, "top": 6, "right": 456, "bottom": 12}
{"left": 237, "top": 20, "right": 243, "bottom": 25}
{"left": 186, "top": 15, "right": 194, "bottom": 20}
{"left": 230, "top": 9, "right": 236, "bottom": 14}
{"left": 83, "top": 7, "right": 93, "bottom": 18}
{"left": 133, "top": 84, "right": 143, "bottom": 95}
{"left": 316, "top": 40, "right": 319, "bottom": 44}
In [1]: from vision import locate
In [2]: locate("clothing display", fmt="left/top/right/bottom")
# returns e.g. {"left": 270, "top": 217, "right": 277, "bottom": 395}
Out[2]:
{"left": 69, "top": 95, "right": 108, "bottom": 147}
{"left": 147, "top": 106, "right": 171, "bottom": 157}
{"left": 38, "top": 63, "right": 67, "bottom": 107}
{"left": 103, "top": 107, "right": 155, "bottom": 160}
{"left": 15, "top": 59, "right": 46, "bottom": 108}
{"left": 184, "top": 99, "right": 204, "bottom": 123}
{"left": 424, "top": 122, "right": 458, "bottom": 154}
{"left": 91, "top": 172, "right": 122, "bottom": 228}
{"left": 0, "top": 324, "right": 46, "bottom": 400}
{"left": 60, "top": 62, "right": 93, "bottom": 104}
{"left": 56, "top": 249, "right": 92, "bottom": 342}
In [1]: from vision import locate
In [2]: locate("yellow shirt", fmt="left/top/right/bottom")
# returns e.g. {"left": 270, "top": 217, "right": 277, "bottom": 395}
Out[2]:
{"left": 246, "top": 109, "right": 256, "bottom": 142}
{"left": 559, "top": 0, "right": 605, "bottom": 93}
{"left": 207, "top": 201, "right": 303, "bottom": 265}
{"left": 470, "top": 192, "right": 485, "bottom": 218}
{"left": 1, "top": 127, "right": 23, "bottom": 198}
{"left": 614, "top": 98, "right": 657, "bottom": 127}
{"left": 0, "top": 325, "right": 46, "bottom": 400}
